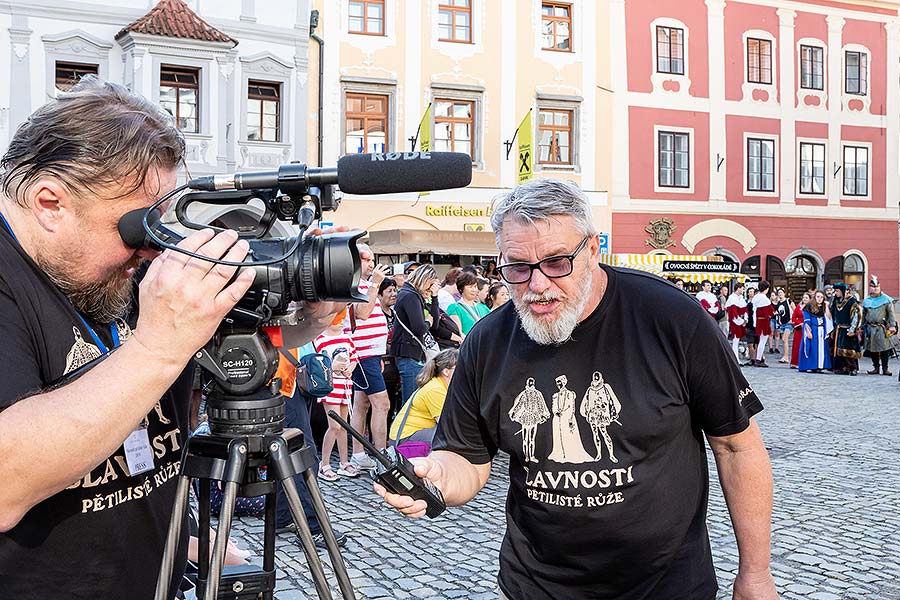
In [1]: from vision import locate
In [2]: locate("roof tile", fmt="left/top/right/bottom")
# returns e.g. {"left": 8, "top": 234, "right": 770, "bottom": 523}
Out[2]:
{"left": 116, "top": 0, "right": 237, "bottom": 46}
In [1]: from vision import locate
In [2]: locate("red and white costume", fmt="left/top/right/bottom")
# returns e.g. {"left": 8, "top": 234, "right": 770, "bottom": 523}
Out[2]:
{"left": 314, "top": 332, "right": 358, "bottom": 406}
{"left": 751, "top": 293, "right": 776, "bottom": 336}
{"left": 725, "top": 293, "right": 748, "bottom": 339}
{"left": 695, "top": 291, "right": 720, "bottom": 320}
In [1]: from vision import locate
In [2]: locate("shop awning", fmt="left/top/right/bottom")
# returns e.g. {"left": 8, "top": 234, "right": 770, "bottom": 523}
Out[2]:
{"left": 599, "top": 253, "right": 747, "bottom": 283}
{"left": 366, "top": 229, "right": 499, "bottom": 256}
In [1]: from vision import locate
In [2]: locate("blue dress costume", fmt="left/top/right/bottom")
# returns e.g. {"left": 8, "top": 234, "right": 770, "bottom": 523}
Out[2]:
{"left": 798, "top": 309, "right": 832, "bottom": 372}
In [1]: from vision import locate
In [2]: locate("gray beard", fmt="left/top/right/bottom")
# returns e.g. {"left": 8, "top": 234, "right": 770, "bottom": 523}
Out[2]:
{"left": 39, "top": 259, "right": 134, "bottom": 323}
{"left": 513, "top": 268, "right": 593, "bottom": 346}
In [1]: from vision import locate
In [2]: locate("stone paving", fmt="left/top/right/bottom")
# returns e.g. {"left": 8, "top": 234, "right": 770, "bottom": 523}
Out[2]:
{"left": 226, "top": 360, "right": 900, "bottom": 599}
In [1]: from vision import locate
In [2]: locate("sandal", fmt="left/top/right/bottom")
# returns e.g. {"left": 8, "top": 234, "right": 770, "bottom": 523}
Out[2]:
{"left": 778, "top": 358, "right": 788, "bottom": 363}
{"left": 318, "top": 464, "right": 339, "bottom": 482}
{"left": 337, "top": 462, "right": 361, "bottom": 477}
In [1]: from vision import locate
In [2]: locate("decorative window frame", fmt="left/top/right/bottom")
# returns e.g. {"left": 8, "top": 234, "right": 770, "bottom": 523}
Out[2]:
{"left": 742, "top": 132, "right": 779, "bottom": 197}
{"left": 841, "top": 44, "right": 871, "bottom": 114}
{"left": 649, "top": 17, "right": 691, "bottom": 97}
{"left": 342, "top": 0, "right": 398, "bottom": 51}
{"left": 653, "top": 124, "right": 694, "bottom": 194}
{"left": 839, "top": 140, "right": 872, "bottom": 201}
{"left": 238, "top": 52, "right": 293, "bottom": 146}
{"left": 796, "top": 38, "right": 827, "bottom": 112}
{"left": 535, "top": 94, "right": 582, "bottom": 173}
{"left": 532, "top": 0, "right": 581, "bottom": 67}
{"left": 795, "top": 137, "right": 828, "bottom": 198}
{"left": 539, "top": 1, "right": 575, "bottom": 54}
{"left": 340, "top": 77, "right": 397, "bottom": 155}
{"left": 742, "top": 29, "right": 777, "bottom": 105}
{"left": 430, "top": 0, "right": 485, "bottom": 59}
{"left": 42, "top": 30, "right": 112, "bottom": 98}
{"left": 429, "top": 83, "right": 485, "bottom": 170}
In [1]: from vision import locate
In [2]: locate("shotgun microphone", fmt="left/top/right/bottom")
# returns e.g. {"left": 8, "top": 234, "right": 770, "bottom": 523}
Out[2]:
{"left": 187, "top": 151, "right": 472, "bottom": 196}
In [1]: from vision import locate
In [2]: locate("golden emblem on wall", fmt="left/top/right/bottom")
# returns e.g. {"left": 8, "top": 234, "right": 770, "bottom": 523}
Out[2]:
{"left": 464, "top": 223, "right": 485, "bottom": 232}
{"left": 645, "top": 217, "right": 677, "bottom": 249}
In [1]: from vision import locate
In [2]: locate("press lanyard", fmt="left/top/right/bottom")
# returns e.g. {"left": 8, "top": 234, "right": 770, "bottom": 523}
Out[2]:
{"left": 0, "top": 211, "right": 120, "bottom": 354}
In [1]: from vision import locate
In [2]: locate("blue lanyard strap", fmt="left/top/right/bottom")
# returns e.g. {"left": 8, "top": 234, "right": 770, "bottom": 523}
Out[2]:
{"left": 75, "top": 314, "right": 120, "bottom": 354}
{"left": 0, "top": 212, "right": 18, "bottom": 243}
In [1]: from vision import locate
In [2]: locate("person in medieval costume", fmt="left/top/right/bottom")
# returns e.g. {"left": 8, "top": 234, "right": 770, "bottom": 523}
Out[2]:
{"left": 790, "top": 293, "right": 810, "bottom": 368}
{"left": 862, "top": 275, "right": 896, "bottom": 376}
{"left": 695, "top": 280, "right": 721, "bottom": 322}
{"left": 725, "top": 282, "right": 748, "bottom": 362}
{"left": 831, "top": 282, "right": 863, "bottom": 375}
{"left": 508, "top": 377, "right": 551, "bottom": 463}
{"left": 750, "top": 281, "right": 776, "bottom": 367}
{"left": 547, "top": 375, "right": 593, "bottom": 464}
{"left": 798, "top": 290, "right": 833, "bottom": 373}
{"left": 579, "top": 371, "right": 622, "bottom": 463}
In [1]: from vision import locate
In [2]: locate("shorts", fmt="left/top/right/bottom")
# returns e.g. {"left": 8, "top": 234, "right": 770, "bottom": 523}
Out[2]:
{"left": 352, "top": 356, "right": 387, "bottom": 395}
{"left": 779, "top": 323, "right": 792, "bottom": 333}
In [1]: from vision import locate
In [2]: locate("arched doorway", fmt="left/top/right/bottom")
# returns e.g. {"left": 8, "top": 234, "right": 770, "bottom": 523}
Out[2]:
{"left": 741, "top": 255, "right": 760, "bottom": 281}
{"left": 785, "top": 254, "right": 818, "bottom": 299}
{"left": 843, "top": 253, "right": 866, "bottom": 297}
{"left": 824, "top": 256, "right": 844, "bottom": 287}
{"left": 766, "top": 255, "right": 787, "bottom": 295}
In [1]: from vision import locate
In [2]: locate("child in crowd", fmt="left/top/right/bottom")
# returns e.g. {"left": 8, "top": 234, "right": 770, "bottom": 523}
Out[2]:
{"left": 314, "top": 309, "right": 360, "bottom": 481}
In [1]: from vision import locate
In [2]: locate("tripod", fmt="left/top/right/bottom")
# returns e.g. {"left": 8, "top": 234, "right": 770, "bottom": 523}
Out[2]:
{"left": 154, "top": 389, "right": 355, "bottom": 600}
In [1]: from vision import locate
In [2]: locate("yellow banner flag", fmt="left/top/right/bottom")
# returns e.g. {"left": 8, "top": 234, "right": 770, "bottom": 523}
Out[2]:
{"left": 517, "top": 109, "right": 533, "bottom": 183}
{"left": 418, "top": 104, "right": 432, "bottom": 197}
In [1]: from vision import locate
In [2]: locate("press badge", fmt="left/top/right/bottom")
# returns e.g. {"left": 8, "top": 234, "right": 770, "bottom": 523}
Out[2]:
{"left": 124, "top": 427, "right": 155, "bottom": 476}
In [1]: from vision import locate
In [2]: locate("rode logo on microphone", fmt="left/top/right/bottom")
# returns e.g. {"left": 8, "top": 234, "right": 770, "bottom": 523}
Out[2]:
{"left": 370, "top": 152, "right": 431, "bottom": 161}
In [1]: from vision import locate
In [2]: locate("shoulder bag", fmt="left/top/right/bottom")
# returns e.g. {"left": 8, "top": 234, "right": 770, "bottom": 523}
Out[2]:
{"left": 395, "top": 313, "right": 441, "bottom": 362}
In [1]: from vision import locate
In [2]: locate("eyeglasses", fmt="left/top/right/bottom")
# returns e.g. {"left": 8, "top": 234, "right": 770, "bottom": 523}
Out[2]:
{"left": 498, "top": 236, "right": 590, "bottom": 284}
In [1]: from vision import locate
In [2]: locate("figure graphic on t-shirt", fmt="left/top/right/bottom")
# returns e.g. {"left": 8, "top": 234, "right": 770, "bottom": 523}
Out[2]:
{"left": 508, "top": 378, "right": 550, "bottom": 463}
{"left": 548, "top": 375, "right": 594, "bottom": 464}
{"left": 141, "top": 401, "right": 172, "bottom": 429}
{"left": 114, "top": 318, "right": 133, "bottom": 343}
{"left": 580, "top": 371, "right": 622, "bottom": 463}
{"left": 63, "top": 326, "right": 101, "bottom": 374}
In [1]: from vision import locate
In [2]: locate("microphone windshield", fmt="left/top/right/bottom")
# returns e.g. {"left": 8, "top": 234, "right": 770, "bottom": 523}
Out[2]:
{"left": 336, "top": 151, "right": 472, "bottom": 195}
{"left": 118, "top": 208, "right": 155, "bottom": 249}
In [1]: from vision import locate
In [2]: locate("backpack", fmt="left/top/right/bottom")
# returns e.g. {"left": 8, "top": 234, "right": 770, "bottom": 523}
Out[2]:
{"left": 279, "top": 349, "right": 333, "bottom": 399}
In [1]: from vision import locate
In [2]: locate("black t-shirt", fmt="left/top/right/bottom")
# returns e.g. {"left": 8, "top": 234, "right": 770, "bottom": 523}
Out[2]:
{"left": 776, "top": 300, "right": 792, "bottom": 326}
{"left": 0, "top": 223, "right": 190, "bottom": 600}
{"left": 433, "top": 265, "right": 763, "bottom": 600}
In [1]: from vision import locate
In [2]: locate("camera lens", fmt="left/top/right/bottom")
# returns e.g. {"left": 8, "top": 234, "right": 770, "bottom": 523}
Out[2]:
{"left": 292, "top": 230, "right": 366, "bottom": 302}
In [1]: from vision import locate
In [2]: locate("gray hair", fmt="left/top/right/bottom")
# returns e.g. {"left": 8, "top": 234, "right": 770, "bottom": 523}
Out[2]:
{"left": 490, "top": 178, "right": 596, "bottom": 245}
{"left": 1, "top": 75, "right": 184, "bottom": 208}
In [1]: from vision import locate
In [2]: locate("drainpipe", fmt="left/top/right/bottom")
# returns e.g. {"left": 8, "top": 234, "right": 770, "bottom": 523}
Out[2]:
{"left": 310, "top": 9, "right": 324, "bottom": 166}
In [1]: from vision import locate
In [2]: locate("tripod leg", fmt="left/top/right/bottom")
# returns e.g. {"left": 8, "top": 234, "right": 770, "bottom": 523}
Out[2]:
{"left": 278, "top": 475, "right": 335, "bottom": 600}
{"left": 302, "top": 470, "right": 356, "bottom": 600}
{"left": 154, "top": 474, "right": 192, "bottom": 600}
{"left": 205, "top": 440, "right": 248, "bottom": 600}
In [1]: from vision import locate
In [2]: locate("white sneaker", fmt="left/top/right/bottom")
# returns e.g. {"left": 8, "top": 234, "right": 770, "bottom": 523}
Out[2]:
{"left": 349, "top": 453, "right": 376, "bottom": 470}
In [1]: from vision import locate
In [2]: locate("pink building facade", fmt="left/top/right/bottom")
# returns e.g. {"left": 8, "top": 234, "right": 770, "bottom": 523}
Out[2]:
{"left": 610, "top": 0, "right": 900, "bottom": 297}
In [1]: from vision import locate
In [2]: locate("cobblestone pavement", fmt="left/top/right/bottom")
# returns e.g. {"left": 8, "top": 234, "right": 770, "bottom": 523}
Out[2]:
{"left": 226, "top": 360, "right": 900, "bottom": 599}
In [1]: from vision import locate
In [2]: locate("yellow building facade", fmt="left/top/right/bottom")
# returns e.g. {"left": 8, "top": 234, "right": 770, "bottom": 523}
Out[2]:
{"left": 308, "top": 0, "right": 612, "bottom": 256}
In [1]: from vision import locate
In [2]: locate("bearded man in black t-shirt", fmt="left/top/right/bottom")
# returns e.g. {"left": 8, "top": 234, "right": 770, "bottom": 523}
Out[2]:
{"left": 376, "top": 178, "right": 779, "bottom": 600}
{"left": 0, "top": 78, "right": 339, "bottom": 600}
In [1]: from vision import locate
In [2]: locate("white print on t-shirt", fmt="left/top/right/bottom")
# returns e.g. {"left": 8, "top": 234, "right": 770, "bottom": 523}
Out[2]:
{"left": 64, "top": 326, "right": 102, "bottom": 374}
{"left": 508, "top": 377, "right": 551, "bottom": 463}
{"left": 548, "top": 375, "right": 594, "bottom": 464}
{"left": 580, "top": 371, "right": 623, "bottom": 463}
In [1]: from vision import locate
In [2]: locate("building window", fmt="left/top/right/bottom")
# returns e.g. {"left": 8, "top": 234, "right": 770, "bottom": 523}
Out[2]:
{"left": 541, "top": 3, "right": 572, "bottom": 52}
{"left": 348, "top": 0, "right": 384, "bottom": 35}
{"left": 799, "top": 142, "right": 825, "bottom": 195}
{"left": 434, "top": 99, "right": 474, "bottom": 158}
{"left": 800, "top": 45, "right": 823, "bottom": 90}
{"left": 438, "top": 0, "right": 472, "bottom": 43}
{"left": 658, "top": 131, "right": 689, "bottom": 188}
{"left": 747, "top": 38, "right": 772, "bottom": 85}
{"left": 159, "top": 65, "right": 200, "bottom": 133}
{"left": 843, "top": 145, "right": 868, "bottom": 196}
{"left": 345, "top": 92, "right": 388, "bottom": 154}
{"left": 656, "top": 26, "right": 684, "bottom": 75}
{"left": 55, "top": 61, "right": 98, "bottom": 91}
{"left": 845, "top": 51, "right": 867, "bottom": 95}
{"left": 747, "top": 138, "right": 775, "bottom": 192}
{"left": 247, "top": 81, "right": 280, "bottom": 142}
{"left": 537, "top": 108, "right": 573, "bottom": 166}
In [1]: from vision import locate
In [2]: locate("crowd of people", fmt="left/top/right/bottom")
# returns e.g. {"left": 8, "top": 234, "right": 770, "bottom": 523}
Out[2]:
{"left": 692, "top": 276, "right": 897, "bottom": 377}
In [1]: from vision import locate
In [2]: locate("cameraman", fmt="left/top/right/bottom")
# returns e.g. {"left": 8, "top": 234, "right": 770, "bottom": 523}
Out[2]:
{"left": 0, "top": 78, "right": 339, "bottom": 599}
